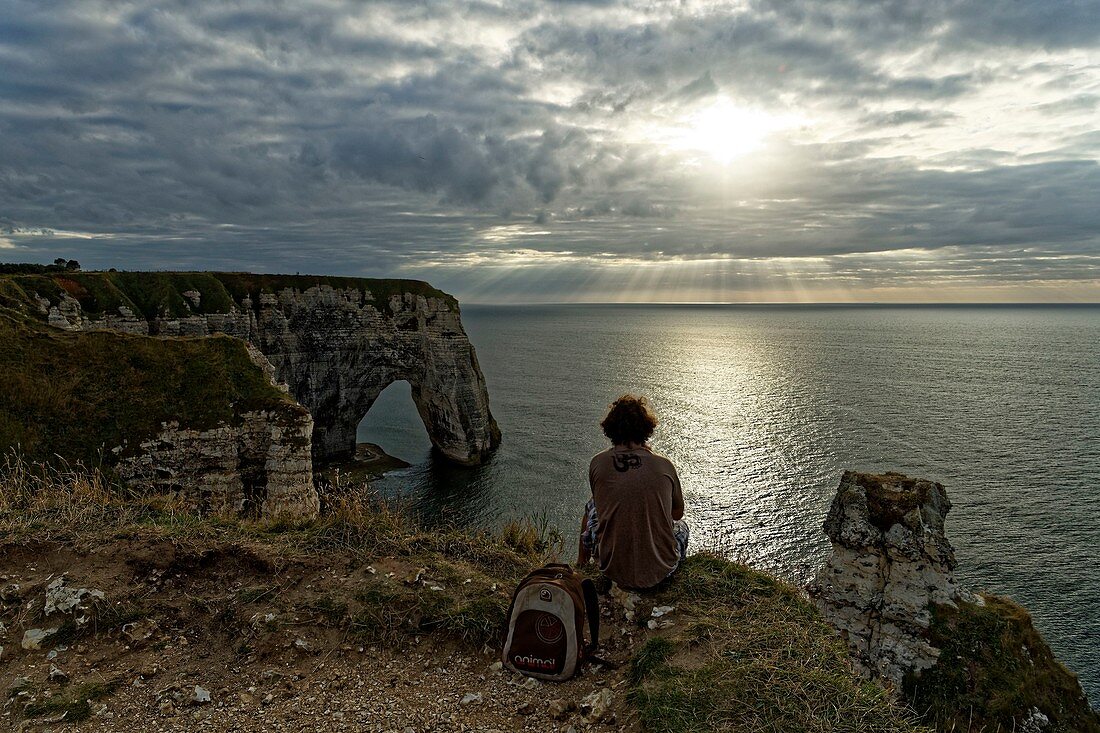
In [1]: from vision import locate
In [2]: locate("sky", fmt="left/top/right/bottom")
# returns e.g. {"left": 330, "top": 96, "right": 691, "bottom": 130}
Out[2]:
{"left": 1, "top": 0, "right": 1099, "bottom": 303}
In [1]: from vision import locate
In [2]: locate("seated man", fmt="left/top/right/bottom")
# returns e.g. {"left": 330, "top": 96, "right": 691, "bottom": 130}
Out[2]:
{"left": 578, "top": 394, "right": 689, "bottom": 591}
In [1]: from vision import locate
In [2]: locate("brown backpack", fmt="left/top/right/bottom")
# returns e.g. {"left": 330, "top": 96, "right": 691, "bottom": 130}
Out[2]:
{"left": 501, "top": 563, "right": 600, "bottom": 681}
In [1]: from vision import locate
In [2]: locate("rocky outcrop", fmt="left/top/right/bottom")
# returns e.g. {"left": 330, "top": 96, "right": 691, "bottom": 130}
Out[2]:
{"left": 812, "top": 471, "right": 1099, "bottom": 732}
{"left": 238, "top": 284, "right": 499, "bottom": 466}
{"left": 0, "top": 304, "right": 321, "bottom": 519}
{"left": 810, "top": 471, "right": 969, "bottom": 686}
{"left": 38, "top": 293, "right": 148, "bottom": 334}
{"left": 27, "top": 274, "right": 500, "bottom": 466}
{"left": 115, "top": 409, "right": 318, "bottom": 518}
{"left": 107, "top": 341, "right": 319, "bottom": 518}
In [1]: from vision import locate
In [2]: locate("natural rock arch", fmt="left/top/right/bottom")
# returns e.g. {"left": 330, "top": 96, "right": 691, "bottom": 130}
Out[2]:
{"left": 245, "top": 283, "right": 500, "bottom": 466}
{"left": 15, "top": 271, "right": 501, "bottom": 469}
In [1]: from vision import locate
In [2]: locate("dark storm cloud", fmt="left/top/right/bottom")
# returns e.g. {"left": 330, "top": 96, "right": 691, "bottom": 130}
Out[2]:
{"left": 858, "top": 109, "right": 958, "bottom": 127}
{"left": 0, "top": 0, "right": 1098, "bottom": 299}
{"left": 751, "top": 0, "right": 1100, "bottom": 51}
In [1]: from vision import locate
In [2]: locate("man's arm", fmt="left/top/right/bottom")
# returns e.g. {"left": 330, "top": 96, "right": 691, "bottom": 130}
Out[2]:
{"left": 670, "top": 463, "right": 685, "bottom": 521}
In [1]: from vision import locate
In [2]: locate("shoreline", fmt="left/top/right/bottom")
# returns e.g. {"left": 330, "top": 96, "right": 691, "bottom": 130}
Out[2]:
{"left": 318, "top": 442, "right": 412, "bottom": 490}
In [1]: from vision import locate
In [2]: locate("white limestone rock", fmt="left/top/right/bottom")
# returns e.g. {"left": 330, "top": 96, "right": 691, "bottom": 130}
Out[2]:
{"left": 115, "top": 409, "right": 318, "bottom": 518}
{"left": 810, "top": 471, "right": 967, "bottom": 689}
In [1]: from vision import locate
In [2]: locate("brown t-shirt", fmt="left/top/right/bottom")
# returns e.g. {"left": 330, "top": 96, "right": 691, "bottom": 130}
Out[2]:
{"left": 589, "top": 445, "right": 684, "bottom": 590}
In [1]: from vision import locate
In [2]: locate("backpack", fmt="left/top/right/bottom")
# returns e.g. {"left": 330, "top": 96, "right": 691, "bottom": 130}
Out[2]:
{"left": 501, "top": 563, "right": 600, "bottom": 681}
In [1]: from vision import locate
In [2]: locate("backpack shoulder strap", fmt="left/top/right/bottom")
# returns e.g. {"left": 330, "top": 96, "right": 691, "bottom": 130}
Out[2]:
{"left": 581, "top": 577, "right": 599, "bottom": 653}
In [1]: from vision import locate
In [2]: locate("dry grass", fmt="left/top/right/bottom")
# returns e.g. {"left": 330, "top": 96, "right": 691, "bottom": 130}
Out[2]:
{"left": 0, "top": 452, "right": 256, "bottom": 541}
{"left": 628, "top": 554, "right": 931, "bottom": 733}
{"left": 0, "top": 453, "right": 549, "bottom": 573}
{"left": 0, "top": 452, "right": 142, "bottom": 536}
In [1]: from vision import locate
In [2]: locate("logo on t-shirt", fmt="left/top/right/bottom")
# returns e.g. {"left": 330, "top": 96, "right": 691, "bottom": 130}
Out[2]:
{"left": 613, "top": 453, "right": 642, "bottom": 472}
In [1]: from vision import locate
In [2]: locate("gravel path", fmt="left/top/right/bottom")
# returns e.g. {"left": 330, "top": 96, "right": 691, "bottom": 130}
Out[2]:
{"left": 10, "top": 638, "right": 639, "bottom": 732}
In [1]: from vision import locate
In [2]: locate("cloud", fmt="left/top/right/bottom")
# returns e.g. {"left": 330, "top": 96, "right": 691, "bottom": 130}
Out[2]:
{"left": 0, "top": 0, "right": 1097, "bottom": 300}
{"left": 859, "top": 109, "right": 958, "bottom": 127}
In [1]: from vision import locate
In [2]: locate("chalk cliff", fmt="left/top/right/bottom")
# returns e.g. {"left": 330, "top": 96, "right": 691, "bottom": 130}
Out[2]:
{"left": 6, "top": 272, "right": 500, "bottom": 466}
{"left": 812, "top": 471, "right": 1099, "bottom": 732}
{"left": 0, "top": 271, "right": 500, "bottom": 519}
{"left": 810, "top": 471, "right": 968, "bottom": 685}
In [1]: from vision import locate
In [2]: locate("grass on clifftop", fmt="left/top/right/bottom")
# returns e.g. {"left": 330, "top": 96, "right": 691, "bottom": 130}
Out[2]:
{"left": 905, "top": 596, "right": 1100, "bottom": 733}
{"left": 210, "top": 272, "right": 457, "bottom": 312}
{"left": 0, "top": 269, "right": 457, "bottom": 320}
{"left": 0, "top": 310, "right": 299, "bottom": 466}
{"left": 628, "top": 554, "right": 928, "bottom": 733}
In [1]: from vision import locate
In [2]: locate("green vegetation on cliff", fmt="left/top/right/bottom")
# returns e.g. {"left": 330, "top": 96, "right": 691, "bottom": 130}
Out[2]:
{"left": 0, "top": 269, "right": 457, "bottom": 320}
{"left": 212, "top": 272, "right": 458, "bottom": 312}
{"left": 0, "top": 310, "right": 297, "bottom": 466}
{"left": 630, "top": 555, "right": 923, "bottom": 732}
{"left": 905, "top": 596, "right": 1100, "bottom": 733}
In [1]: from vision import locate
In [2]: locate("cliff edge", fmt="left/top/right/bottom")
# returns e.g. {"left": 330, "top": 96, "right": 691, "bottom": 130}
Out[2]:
{"left": 812, "top": 471, "right": 1099, "bottom": 732}
{"left": 0, "top": 271, "right": 500, "bottom": 466}
{"left": 0, "top": 461, "right": 927, "bottom": 732}
{"left": 0, "top": 309, "right": 318, "bottom": 518}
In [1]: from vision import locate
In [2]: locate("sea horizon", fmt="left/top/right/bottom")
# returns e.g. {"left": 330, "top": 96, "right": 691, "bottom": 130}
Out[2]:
{"left": 462, "top": 300, "right": 1100, "bottom": 307}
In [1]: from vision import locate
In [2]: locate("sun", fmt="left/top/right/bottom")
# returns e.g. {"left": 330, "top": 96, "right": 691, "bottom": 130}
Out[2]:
{"left": 670, "top": 99, "right": 792, "bottom": 164}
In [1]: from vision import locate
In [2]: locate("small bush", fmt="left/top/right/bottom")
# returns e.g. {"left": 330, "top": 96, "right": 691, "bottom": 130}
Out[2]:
{"left": 23, "top": 681, "right": 117, "bottom": 722}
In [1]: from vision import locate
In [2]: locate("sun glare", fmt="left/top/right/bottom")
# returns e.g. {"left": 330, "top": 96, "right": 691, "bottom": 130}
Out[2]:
{"left": 669, "top": 99, "right": 793, "bottom": 164}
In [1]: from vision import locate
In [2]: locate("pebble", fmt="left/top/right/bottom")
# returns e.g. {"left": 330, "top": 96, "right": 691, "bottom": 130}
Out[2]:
{"left": 49, "top": 664, "right": 69, "bottom": 683}
{"left": 21, "top": 628, "right": 59, "bottom": 650}
{"left": 548, "top": 698, "right": 577, "bottom": 720}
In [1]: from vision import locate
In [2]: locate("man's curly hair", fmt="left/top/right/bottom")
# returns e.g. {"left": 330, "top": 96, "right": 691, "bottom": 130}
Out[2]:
{"left": 600, "top": 394, "right": 658, "bottom": 445}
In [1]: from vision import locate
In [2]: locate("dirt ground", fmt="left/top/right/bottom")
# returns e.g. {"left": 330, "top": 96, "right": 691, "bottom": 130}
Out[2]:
{"left": 0, "top": 537, "right": 653, "bottom": 732}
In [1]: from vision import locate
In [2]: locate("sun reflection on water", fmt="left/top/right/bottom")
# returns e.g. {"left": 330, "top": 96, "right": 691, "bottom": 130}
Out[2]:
{"left": 632, "top": 319, "right": 836, "bottom": 576}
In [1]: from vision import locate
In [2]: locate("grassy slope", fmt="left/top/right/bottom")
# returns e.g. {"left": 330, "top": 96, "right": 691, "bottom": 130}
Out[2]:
{"left": 0, "top": 310, "right": 298, "bottom": 466}
{"left": 0, "top": 270, "right": 457, "bottom": 320}
{"left": 630, "top": 555, "right": 926, "bottom": 733}
{"left": 905, "top": 596, "right": 1100, "bottom": 733}
{"left": 3, "top": 460, "right": 1093, "bottom": 732}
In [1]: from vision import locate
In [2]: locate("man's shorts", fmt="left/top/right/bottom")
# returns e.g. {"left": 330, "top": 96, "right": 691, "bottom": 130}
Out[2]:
{"left": 581, "top": 498, "right": 690, "bottom": 566}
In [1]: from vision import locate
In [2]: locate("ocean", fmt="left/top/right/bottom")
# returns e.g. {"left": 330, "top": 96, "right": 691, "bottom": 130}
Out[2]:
{"left": 358, "top": 304, "right": 1100, "bottom": 704}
